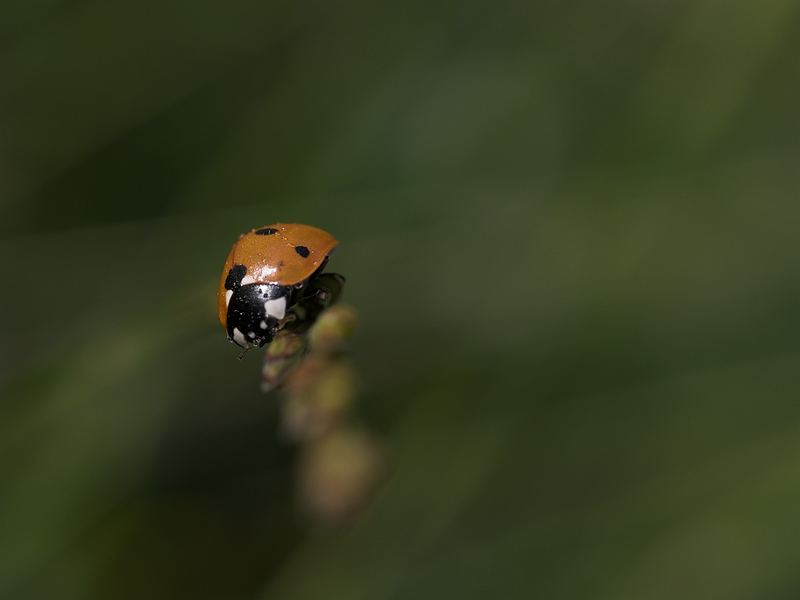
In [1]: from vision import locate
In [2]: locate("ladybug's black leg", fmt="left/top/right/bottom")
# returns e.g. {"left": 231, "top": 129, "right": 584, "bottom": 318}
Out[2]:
{"left": 306, "top": 272, "right": 345, "bottom": 307}
{"left": 283, "top": 272, "right": 346, "bottom": 334}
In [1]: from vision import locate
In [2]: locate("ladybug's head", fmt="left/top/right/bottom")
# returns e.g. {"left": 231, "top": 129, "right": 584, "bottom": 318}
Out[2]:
{"left": 226, "top": 282, "right": 291, "bottom": 349}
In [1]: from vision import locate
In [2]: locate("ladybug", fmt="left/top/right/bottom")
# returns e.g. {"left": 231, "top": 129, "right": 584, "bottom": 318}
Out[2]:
{"left": 218, "top": 223, "right": 343, "bottom": 349}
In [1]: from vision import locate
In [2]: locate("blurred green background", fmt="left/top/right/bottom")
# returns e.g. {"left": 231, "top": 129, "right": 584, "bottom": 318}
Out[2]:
{"left": 3, "top": 0, "right": 800, "bottom": 598}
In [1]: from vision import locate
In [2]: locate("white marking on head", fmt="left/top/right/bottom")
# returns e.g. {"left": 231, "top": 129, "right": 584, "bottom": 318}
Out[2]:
{"left": 241, "top": 275, "right": 256, "bottom": 285}
{"left": 248, "top": 331, "right": 256, "bottom": 339}
{"left": 225, "top": 290, "right": 233, "bottom": 306}
{"left": 264, "top": 297, "right": 286, "bottom": 320}
{"left": 260, "top": 320, "right": 268, "bottom": 330}
{"left": 232, "top": 328, "right": 247, "bottom": 347}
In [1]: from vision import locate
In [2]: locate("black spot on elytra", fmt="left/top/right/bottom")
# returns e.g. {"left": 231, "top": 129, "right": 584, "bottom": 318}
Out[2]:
{"left": 295, "top": 246, "right": 310, "bottom": 258}
{"left": 255, "top": 227, "right": 278, "bottom": 235}
{"left": 225, "top": 264, "right": 247, "bottom": 289}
